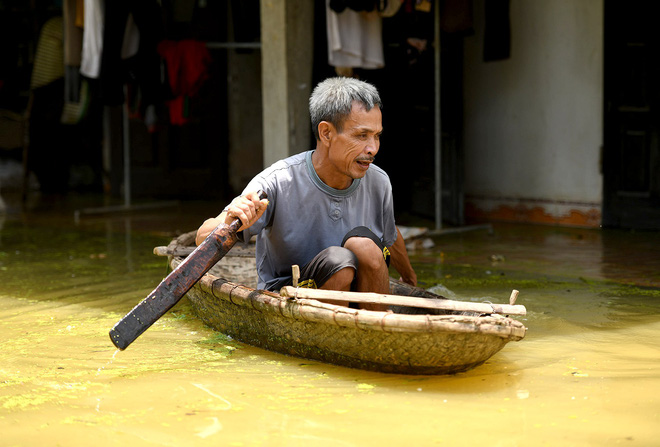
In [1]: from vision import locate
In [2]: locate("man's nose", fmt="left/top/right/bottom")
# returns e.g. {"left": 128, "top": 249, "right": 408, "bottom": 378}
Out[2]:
{"left": 365, "top": 137, "right": 379, "bottom": 155}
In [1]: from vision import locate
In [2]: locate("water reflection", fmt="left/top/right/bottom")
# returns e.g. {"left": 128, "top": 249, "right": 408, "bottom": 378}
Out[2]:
{"left": 0, "top": 212, "right": 6, "bottom": 245}
{"left": 0, "top": 208, "right": 658, "bottom": 446}
{"left": 101, "top": 218, "right": 135, "bottom": 273}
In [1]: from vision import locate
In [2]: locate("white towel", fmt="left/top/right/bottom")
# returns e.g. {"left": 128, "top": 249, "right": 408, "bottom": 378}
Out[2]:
{"left": 326, "top": 1, "right": 385, "bottom": 69}
{"left": 80, "top": 0, "right": 104, "bottom": 78}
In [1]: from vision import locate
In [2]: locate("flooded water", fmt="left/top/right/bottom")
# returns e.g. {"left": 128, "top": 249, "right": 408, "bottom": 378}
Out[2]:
{"left": 1, "top": 197, "right": 659, "bottom": 446}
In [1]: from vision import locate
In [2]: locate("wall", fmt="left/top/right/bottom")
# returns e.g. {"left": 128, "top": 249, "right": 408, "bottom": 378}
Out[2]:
{"left": 463, "top": 0, "right": 603, "bottom": 227}
{"left": 228, "top": 49, "right": 263, "bottom": 194}
{"left": 226, "top": 0, "right": 313, "bottom": 195}
{"left": 261, "top": 0, "right": 314, "bottom": 169}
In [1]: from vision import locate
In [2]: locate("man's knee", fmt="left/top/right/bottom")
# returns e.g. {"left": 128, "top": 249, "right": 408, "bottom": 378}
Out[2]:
{"left": 343, "top": 237, "right": 386, "bottom": 270}
{"left": 299, "top": 246, "right": 357, "bottom": 289}
{"left": 323, "top": 246, "right": 359, "bottom": 267}
{"left": 343, "top": 236, "right": 380, "bottom": 256}
{"left": 341, "top": 226, "right": 390, "bottom": 267}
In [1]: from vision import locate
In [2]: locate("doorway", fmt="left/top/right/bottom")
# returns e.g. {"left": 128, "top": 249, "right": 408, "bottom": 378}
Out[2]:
{"left": 603, "top": 0, "right": 660, "bottom": 229}
{"left": 311, "top": 1, "right": 465, "bottom": 226}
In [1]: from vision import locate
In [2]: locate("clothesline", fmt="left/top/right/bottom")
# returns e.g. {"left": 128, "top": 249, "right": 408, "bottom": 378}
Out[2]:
{"left": 205, "top": 42, "right": 261, "bottom": 50}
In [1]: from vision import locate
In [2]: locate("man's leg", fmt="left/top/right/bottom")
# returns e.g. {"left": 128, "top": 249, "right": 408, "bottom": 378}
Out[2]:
{"left": 320, "top": 266, "right": 354, "bottom": 291}
{"left": 298, "top": 246, "right": 357, "bottom": 307}
{"left": 295, "top": 233, "right": 390, "bottom": 310}
{"left": 342, "top": 236, "right": 390, "bottom": 311}
{"left": 342, "top": 236, "right": 390, "bottom": 293}
{"left": 317, "top": 266, "right": 354, "bottom": 307}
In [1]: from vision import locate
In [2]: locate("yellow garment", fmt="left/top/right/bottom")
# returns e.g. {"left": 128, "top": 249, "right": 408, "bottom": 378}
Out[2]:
{"left": 76, "top": 0, "right": 85, "bottom": 28}
{"left": 64, "top": 0, "right": 83, "bottom": 66}
{"left": 30, "top": 17, "right": 64, "bottom": 90}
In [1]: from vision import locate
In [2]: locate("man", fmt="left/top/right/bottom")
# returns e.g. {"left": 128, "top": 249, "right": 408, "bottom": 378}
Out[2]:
{"left": 196, "top": 77, "right": 416, "bottom": 307}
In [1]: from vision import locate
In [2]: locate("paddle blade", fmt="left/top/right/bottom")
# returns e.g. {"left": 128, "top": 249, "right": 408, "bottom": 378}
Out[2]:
{"left": 109, "top": 220, "right": 239, "bottom": 350}
{"left": 109, "top": 190, "right": 266, "bottom": 350}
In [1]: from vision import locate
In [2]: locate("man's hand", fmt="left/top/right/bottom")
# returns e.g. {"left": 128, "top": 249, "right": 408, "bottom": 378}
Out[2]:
{"left": 389, "top": 227, "right": 417, "bottom": 287}
{"left": 223, "top": 191, "right": 269, "bottom": 232}
{"left": 399, "top": 271, "right": 418, "bottom": 287}
{"left": 195, "top": 191, "right": 268, "bottom": 245}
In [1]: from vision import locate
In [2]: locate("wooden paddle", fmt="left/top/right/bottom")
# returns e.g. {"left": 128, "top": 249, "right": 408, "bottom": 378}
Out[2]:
{"left": 279, "top": 286, "right": 526, "bottom": 316}
{"left": 109, "top": 191, "right": 267, "bottom": 350}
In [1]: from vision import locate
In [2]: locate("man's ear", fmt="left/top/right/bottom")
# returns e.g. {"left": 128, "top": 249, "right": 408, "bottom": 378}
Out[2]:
{"left": 318, "top": 121, "right": 334, "bottom": 144}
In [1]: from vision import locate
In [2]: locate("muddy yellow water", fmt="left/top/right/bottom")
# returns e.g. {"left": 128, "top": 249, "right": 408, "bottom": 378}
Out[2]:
{"left": 1, "top": 207, "right": 659, "bottom": 446}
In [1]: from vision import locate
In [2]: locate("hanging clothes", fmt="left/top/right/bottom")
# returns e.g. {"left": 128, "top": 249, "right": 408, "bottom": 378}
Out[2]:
{"left": 99, "top": 0, "right": 163, "bottom": 108}
{"left": 157, "top": 40, "right": 211, "bottom": 126}
{"left": 29, "top": 18, "right": 69, "bottom": 192}
{"left": 326, "top": 0, "right": 385, "bottom": 70}
{"left": 61, "top": 0, "right": 94, "bottom": 124}
{"left": 378, "top": 0, "right": 404, "bottom": 18}
{"left": 30, "top": 17, "right": 64, "bottom": 90}
{"left": 80, "top": 0, "right": 104, "bottom": 79}
{"left": 63, "top": 0, "right": 83, "bottom": 105}
{"left": 64, "top": 0, "right": 83, "bottom": 69}
{"left": 75, "top": 0, "right": 85, "bottom": 27}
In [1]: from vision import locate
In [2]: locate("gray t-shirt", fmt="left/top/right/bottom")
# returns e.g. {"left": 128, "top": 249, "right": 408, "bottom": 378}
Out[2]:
{"left": 241, "top": 150, "right": 397, "bottom": 290}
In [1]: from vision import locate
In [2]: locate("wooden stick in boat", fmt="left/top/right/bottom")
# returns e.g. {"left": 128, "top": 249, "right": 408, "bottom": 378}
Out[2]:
{"left": 279, "top": 286, "right": 526, "bottom": 316}
{"left": 509, "top": 289, "right": 519, "bottom": 305}
{"left": 153, "top": 246, "right": 195, "bottom": 257}
{"left": 292, "top": 265, "right": 300, "bottom": 288}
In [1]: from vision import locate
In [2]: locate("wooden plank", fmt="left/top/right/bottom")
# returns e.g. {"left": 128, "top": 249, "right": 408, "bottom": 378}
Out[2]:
{"left": 279, "top": 286, "right": 526, "bottom": 316}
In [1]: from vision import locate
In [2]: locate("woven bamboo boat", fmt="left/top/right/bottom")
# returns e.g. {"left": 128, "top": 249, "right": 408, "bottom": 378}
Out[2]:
{"left": 155, "top": 231, "right": 527, "bottom": 375}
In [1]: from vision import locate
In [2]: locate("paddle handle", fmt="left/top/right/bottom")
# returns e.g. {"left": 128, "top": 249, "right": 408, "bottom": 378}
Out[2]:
{"left": 109, "top": 191, "right": 266, "bottom": 350}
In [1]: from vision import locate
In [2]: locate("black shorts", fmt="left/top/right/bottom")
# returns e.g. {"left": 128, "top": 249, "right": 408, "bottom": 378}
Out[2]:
{"left": 265, "top": 226, "right": 390, "bottom": 291}
{"left": 341, "top": 226, "right": 391, "bottom": 267}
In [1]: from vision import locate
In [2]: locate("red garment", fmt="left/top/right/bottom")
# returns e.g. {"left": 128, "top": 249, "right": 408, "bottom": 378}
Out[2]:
{"left": 157, "top": 40, "right": 211, "bottom": 125}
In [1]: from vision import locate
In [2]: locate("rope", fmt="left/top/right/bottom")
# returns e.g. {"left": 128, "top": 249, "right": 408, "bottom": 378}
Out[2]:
{"left": 379, "top": 310, "right": 394, "bottom": 332}
{"left": 482, "top": 300, "right": 497, "bottom": 315}
{"left": 227, "top": 284, "right": 241, "bottom": 305}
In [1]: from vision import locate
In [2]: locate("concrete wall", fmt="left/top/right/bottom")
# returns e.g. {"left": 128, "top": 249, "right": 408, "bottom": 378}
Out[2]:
{"left": 228, "top": 49, "right": 263, "bottom": 194}
{"left": 227, "top": 0, "right": 314, "bottom": 194}
{"left": 463, "top": 0, "right": 604, "bottom": 227}
{"left": 261, "top": 0, "right": 314, "bottom": 168}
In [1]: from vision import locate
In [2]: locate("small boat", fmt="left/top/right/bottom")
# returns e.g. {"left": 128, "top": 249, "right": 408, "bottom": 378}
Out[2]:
{"left": 154, "top": 231, "right": 527, "bottom": 375}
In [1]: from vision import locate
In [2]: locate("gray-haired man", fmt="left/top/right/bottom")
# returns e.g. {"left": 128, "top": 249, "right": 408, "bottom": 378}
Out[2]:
{"left": 196, "top": 77, "right": 416, "bottom": 309}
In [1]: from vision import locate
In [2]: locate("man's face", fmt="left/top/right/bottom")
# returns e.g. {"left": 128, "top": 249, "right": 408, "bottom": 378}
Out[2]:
{"left": 328, "top": 103, "right": 383, "bottom": 184}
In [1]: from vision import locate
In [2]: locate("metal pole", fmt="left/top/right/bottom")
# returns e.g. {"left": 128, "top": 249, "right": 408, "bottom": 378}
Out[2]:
{"left": 434, "top": 0, "right": 442, "bottom": 230}
{"left": 122, "top": 84, "right": 131, "bottom": 208}
{"left": 74, "top": 87, "right": 178, "bottom": 221}
{"left": 205, "top": 42, "right": 262, "bottom": 50}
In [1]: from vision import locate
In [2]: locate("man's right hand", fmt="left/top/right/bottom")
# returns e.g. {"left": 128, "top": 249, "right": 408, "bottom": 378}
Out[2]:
{"left": 222, "top": 191, "right": 269, "bottom": 232}
{"left": 195, "top": 191, "right": 268, "bottom": 245}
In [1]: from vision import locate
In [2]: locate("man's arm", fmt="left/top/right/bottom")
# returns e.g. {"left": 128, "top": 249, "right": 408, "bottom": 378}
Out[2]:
{"left": 388, "top": 226, "right": 417, "bottom": 286}
{"left": 195, "top": 191, "right": 268, "bottom": 246}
